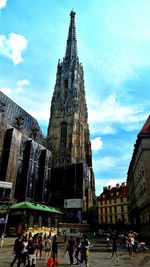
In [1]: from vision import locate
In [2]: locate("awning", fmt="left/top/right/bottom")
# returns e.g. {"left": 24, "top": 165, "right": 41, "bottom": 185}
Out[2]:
{"left": 9, "top": 201, "right": 63, "bottom": 214}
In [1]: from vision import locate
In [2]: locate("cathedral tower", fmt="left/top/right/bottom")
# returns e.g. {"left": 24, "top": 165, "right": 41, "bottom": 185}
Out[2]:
{"left": 47, "top": 11, "right": 95, "bottom": 222}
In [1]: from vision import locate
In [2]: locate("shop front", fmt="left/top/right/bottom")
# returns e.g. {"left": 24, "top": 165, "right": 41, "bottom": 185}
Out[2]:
{"left": 7, "top": 201, "right": 63, "bottom": 236}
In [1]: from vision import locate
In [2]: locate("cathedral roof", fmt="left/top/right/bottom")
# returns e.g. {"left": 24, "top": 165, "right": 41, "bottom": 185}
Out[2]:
{"left": 64, "top": 10, "right": 78, "bottom": 62}
{"left": 138, "top": 115, "right": 150, "bottom": 135}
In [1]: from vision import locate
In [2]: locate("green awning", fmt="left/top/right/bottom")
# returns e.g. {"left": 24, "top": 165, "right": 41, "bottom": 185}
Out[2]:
{"left": 10, "top": 201, "right": 63, "bottom": 214}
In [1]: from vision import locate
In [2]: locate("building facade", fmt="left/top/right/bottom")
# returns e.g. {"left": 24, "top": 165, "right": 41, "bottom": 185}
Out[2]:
{"left": 97, "top": 183, "right": 129, "bottom": 228}
{"left": 0, "top": 93, "right": 55, "bottom": 234}
{"left": 47, "top": 11, "right": 95, "bottom": 223}
{"left": 127, "top": 116, "right": 150, "bottom": 239}
{"left": 0, "top": 93, "right": 51, "bottom": 204}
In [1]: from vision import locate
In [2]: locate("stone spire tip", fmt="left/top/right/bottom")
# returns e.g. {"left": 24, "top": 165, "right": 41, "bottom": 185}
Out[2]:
{"left": 70, "top": 9, "right": 76, "bottom": 17}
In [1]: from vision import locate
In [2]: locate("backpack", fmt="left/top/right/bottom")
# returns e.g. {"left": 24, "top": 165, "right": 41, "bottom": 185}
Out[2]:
{"left": 45, "top": 239, "right": 52, "bottom": 250}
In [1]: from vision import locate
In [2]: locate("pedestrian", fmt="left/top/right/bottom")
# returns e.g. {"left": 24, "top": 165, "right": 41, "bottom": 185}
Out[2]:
{"left": 64, "top": 232, "right": 67, "bottom": 244}
{"left": 22, "top": 237, "right": 29, "bottom": 266}
{"left": 127, "top": 234, "right": 134, "bottom": 259}
{"left": 80, "top": 234, "right": 90, "bottom": 267}
{"left": 36, "top": 235, "right": 43, "bottom": 260}
{"left": 67, "top": 236, "right": 75, "bottom": 266}
{"left": 111, "top": 231, "right": 119, "bottom": 259}
{"left": 51, "top": 234, "right": 58, "bottom": 266}
{"left": 27, "top": 239, "right": 36, "bottom": 267}
{"left": 10, "top": 235, "right": 23, "bottom": 267}
{"left": 44, "top": 235, "right": 52, "bottom": 263}
{"left": 75, "top": 237, "right": 81, "bottom": 264}
{"left": 106, "top": 235, "right": 110, "bottom": 251}
{"left": 0, "top": 233, "right": 5, "bottom": 248}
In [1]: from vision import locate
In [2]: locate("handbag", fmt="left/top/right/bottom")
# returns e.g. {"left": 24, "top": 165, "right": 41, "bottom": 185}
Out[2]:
{"left": 47, "top": 257, "right": 53, "bottom": 267}
{"left": 54, "top": 257, "right": 58, "bottom": 264}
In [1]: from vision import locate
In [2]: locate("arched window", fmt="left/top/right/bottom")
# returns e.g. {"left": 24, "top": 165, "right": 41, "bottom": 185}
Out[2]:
{"left": 60, "top": 122, "right": 67, "bottom": 148}
{"left": 64, "top": 79, "right": 68, "bottom": 89}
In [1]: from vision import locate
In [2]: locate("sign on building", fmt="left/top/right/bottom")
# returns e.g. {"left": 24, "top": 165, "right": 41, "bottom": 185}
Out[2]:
{"left": 64, "top": 198, "right": 83, "bottom": 209}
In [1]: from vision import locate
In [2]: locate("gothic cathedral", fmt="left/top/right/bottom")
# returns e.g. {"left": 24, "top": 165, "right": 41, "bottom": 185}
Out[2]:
{"left": 47, "top": 11, "right": 95, "bottom": 223}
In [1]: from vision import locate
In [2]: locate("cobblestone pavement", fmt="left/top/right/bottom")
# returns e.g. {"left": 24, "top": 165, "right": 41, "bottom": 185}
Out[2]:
{"left": 0, "top": 237, "right": 150, "bottom": 267}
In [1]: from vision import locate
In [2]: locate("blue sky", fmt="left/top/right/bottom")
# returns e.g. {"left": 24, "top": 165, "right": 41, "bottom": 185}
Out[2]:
{"left": 0, "top": 0, "right": 150, "bottom": 196}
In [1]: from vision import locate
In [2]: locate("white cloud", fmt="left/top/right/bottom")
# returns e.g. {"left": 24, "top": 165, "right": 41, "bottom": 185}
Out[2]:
{"left": 91, "top": 137, "right": 103, "bottom": 151}
{"left": 0, "top": 79, "right": 30, "bottom": 96}
{"left": 16, "top": 87, "right": 24, "bottom": 93}
{"left": 93, "top": 156, "right": 117, "bottom": 171}
{"left": 0, "top": 0, "right": 7, "bottom": 9}
{"left": 87, "top": 94, "right": 145, "bottom": 135}
{"left": 29, "top": 104, "right": 50, "bottom": 123}
{"left": 16, "top": 80, "right": 30, "bottom": 93}
{"left": 0, "top": 87, "right": 12, "bottom": 95}
{"left": 17, "top": 80, "right": 30, "bottom": 86}
{"left": 0, "top": 33, "right": 28, "bottom": 64}
{"left": 105, "top": 179, "right": 125, "bottom": 188}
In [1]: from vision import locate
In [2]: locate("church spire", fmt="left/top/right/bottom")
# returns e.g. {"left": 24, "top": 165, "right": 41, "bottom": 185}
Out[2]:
{"left": 64, "top": 10, "right": 78, "bottom": 62}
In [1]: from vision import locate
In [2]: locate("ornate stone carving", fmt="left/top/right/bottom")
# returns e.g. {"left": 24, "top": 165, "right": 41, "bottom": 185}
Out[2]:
{"left": 13, "top": 116, "right": 24, "bottom": 131}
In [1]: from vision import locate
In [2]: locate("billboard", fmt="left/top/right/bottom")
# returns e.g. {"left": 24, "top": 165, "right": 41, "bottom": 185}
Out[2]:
{"left": 0, "top": 181, "right": 12, "bottom": 202}
{"left": 0, "top": 181, "right": 12, "bottom": 188}
{"left": 64, "top": 198, "right": 83, "bottom": 209}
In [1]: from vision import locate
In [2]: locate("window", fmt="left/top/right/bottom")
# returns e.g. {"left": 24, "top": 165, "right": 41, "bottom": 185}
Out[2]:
{"left": 60, "top": 122, "right": 67, "bottom": 148}
{"left": 121, "top": 215, "right": 125, "bottom": 223}
{"left": 64, "top": 79, "right": 68, "bottom": 89}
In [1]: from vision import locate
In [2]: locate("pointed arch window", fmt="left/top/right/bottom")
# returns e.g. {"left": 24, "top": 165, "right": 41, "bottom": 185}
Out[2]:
{"left": 60, "top": 122, "right": 67, "bottom": 148}
{"left": 64, "top": 79, "right": 68, "bottom": 89}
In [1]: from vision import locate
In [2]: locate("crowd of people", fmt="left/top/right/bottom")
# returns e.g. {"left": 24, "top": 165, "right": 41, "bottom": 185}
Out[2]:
{"left": 105, "top": 230, "right": 148, "bottom": 260}
{"left": 8, "top": 232, "right": 90, "bottom": 267}
{"left": 10, "top": 232, "right": 58, "bottom": 267}
{"left": 0, "top": 229, "right": 148, "bottom": 266}
{"left": 65, "top": 234, "right": 90, "bottom": 267}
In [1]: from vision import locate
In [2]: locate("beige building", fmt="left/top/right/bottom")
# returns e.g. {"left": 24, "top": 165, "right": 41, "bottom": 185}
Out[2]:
{"left": 97, "top": 183, "right": 129, "bottom": 227}
{"left": 127, "top": 115, "right": 150, "bottom": 239}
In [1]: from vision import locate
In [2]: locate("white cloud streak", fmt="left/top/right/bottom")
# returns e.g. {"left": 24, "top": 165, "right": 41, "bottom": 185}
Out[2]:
{"left": 0, "top": 33, "right": 28, "bottom": 64}
{"left": 91, "top": 137, "right": 103, "bottom": 151}
{"left": 93, "top": 156, "right": 117, "bottom": 172}
{"left": 87, "top": 94, "right": 146, "bottom": 135}
{"left": 0, "top": 79, "right": 30, "bottom": 96}
{"left": 0, "top": 0, "right": 7, "bottom": 9}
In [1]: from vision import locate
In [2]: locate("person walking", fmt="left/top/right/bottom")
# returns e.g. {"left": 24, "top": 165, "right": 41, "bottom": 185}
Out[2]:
{"left": 44, "top": 235, "right": 52, "bottom": 263}
{"left": 51, "top": 235, "right": 58, "bottom": 266}
{"left": 27, "top": 239, "right": 37, "bottom": 267}
{"left": 67, "top": 236, "right": 75, "bottom": 266}
{"left": 127, "top": 234, "right": 134, "bottom": 259}
{"left": 0, "top": 233, "right": 5, "bottom": 248}
{"left": 75, "top": 237, "right": 81, "bottom": 265}
{"left": 111, "top": 231, "right": 119, "bottom": 259}
{"left": 10, "top": 235, "right": 23, "bottom": 267}
{"left": 22, "top": 237, "right": 29, "bottom": 266}
{"left": 36, "top": 235, "right": 43, "bottom": 260}
{"left": 80, "top": 234, "right": 90, "bottom": 267}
